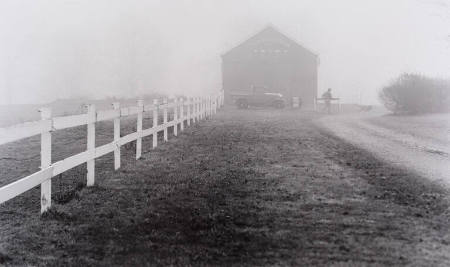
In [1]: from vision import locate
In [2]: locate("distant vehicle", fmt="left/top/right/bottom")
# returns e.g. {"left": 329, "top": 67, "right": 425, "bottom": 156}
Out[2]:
{"left": 232, "top": 91, "right": 286, "bottom": 109}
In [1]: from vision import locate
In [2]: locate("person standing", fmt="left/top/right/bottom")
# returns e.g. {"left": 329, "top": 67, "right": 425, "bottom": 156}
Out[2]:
{"left": 322, "top": 88, "right": 332, "bottom": 114}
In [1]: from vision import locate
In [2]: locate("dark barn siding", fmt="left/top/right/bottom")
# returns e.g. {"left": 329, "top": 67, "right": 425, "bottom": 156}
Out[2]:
{"left": 222, "top": 26, "right": 318, "bottom": 108}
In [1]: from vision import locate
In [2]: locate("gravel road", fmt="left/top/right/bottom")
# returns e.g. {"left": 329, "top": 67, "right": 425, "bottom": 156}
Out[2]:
{"left": 318, "top": 113, "right": 450, "bottom": 186}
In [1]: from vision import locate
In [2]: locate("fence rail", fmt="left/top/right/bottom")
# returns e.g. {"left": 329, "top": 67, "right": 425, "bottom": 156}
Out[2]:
{"left": 313, "top": 97, "right": 341, "bottom": 113}
{"left": 0, "top": 91, "right": 224, "bottom": 213}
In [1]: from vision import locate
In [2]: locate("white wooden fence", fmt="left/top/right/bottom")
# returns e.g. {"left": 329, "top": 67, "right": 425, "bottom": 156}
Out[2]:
{"left": 0, "top": 91, "right": 224, "bottom": 214}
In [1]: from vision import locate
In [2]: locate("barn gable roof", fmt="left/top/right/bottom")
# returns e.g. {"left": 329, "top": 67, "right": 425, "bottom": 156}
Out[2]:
{"left": 221, "top": 25, "right": 318, "bottom": 58}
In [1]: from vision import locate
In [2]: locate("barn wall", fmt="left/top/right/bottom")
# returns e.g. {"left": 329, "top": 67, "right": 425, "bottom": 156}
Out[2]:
{"left": 223, "top": 53, "right": 318, "bottom": 108}
{"left": 222, "top": 27, "right": 318, "bottom": 109}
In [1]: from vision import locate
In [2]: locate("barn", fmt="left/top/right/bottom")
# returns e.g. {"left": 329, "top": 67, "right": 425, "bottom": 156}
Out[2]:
{"left": 221, "top": 25, "right": 319, "bottom": 109}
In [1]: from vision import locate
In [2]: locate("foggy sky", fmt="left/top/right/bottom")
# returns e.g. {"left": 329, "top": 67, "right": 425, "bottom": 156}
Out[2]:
{"left": 0, "top": 0, "right": 449, "bottom": 105}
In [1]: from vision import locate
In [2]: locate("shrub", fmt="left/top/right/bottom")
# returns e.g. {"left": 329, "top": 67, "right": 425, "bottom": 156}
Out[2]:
{"left": 379, "top": 73, "right": 450, "bottom": 114}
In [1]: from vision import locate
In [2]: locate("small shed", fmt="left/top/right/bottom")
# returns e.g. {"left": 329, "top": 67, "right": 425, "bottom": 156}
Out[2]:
{"left": 221, "top": 25, "right": 319, "bottom": 108}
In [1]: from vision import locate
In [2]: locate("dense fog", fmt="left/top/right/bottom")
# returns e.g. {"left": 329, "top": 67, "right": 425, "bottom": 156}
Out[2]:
{"left": 0, "top": 0, "right": 449, "bottom": 105}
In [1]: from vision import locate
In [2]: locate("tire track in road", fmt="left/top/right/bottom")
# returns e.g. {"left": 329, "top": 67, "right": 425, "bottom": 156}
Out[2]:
{"left": 354, "top": 120, "right": 449, "bottom": 157}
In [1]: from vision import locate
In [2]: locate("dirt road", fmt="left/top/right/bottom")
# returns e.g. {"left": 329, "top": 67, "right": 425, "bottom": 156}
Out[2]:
{"left": 1, "top": 108, "right": 449, "bottom": 266}
{"left": 319, "top": 113, "right": 450, "bottom": 186}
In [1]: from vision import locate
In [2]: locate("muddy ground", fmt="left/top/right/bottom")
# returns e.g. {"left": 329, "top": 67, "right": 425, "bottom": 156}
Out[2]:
{"left": 1, "top": 107, "right": 449, "bottom": 266}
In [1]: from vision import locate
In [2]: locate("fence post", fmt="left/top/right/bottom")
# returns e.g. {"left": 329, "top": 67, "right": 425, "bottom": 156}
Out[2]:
{"left": 180, "top": 98, "right": 185, "bottom": 131}
{"left": 206, "top": 97, "right": 209, "bottom": 118}
{"left": 198, "top": 97, "right": 202, "bottom": 121}
{"left": 204, "top": 97, "right": 207, "bottom": 119}
{"left": 136, "top": 99, "right": 143, "bottom": 159}
{"left": 206, "top": 97, "right": 209, "bottom": 119}
{"left": 200, "top": 98, "right": 203, "bottom": 120}
{"left": 163, "top": 98, "right": 168, "bottom": 142}
{"left": 203, "top": 97, "right": 206, "bottom": 119}
{"left": 194, "top": 98, "right": 198, "bottom": 122}
{"left": 112, "top": 102, "right": 121, "bottom": 170}
{"left": 198, "top": 98, "right": 202, "bottom": 120}
{"left": 199, "top": 97, "right": 202, "bottom": 121}
{"left": 39, "top": 107, "right": 52, "bottom": 213}
{"left": 209, "top": 96, "right": 212, "bottom": 117}
{"left": 192, "top": 98, "right": 195, "bottom": 123}
{"left": 173, "top": 98, "right": 178, "bottom": 136}
{"left": 86, "top": 104, "right": 96, "bottom": 186}
{"left": 152, "top": 99, "right": 158, "bottom": 148}
{"left": 207, "top": 97, "right": 209, "bottom": 118}
{"left": 187, "top": 98, "right": 191, "bottom": 126}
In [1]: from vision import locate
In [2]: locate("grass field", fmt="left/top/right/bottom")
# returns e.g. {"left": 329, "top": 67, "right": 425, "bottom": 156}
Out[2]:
{"left": 0, "top": 107, "right": 449, "bottom": 266}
